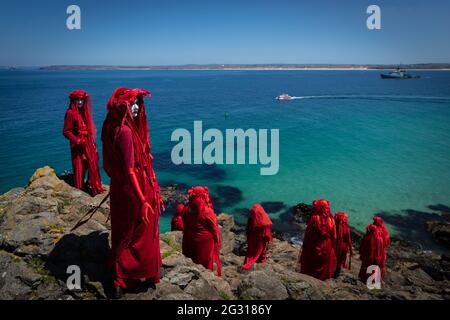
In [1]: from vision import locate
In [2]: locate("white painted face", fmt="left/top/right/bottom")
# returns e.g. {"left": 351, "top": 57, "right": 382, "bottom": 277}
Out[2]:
{"left": 76, "top": 99, "right": 84, "bottom": 108}
{"left": 131, "top": 99, "right": 139, "bottom": 118}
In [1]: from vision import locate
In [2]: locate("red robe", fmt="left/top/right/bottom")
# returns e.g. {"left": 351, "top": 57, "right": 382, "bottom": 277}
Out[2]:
{"left": 299, "top": 199, "right": 337, "bottom": 280}
{"left": 102, "top": 88, "right": 163, "bottom": 289}
{"left": 63, "top": 90, "right": 104, "bottom": 196}
{"left": 182, "top": 187, "right": 221, "bottom": 276}
{"left": 171, "top": 204, "right": 186, "bottom": 231}
{"left": 373, "top": 217, "right": 389, "bottom": 278}
{"left": 243, "top": 204, "right": 272, "bottom": 270}
{"left": 334, "top": 212, "right": 353, "bottom": 269}
{"left": 359, "top": 224, "right": 385, "bottom": 283}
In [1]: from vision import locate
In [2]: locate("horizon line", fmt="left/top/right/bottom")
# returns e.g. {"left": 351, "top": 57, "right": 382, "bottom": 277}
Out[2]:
{"left": 2, "top": 62, "right": 450, "bottom": 69}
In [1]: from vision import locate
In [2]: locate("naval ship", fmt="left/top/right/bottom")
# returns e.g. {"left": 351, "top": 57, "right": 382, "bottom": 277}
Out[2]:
{"left": 380, "top": 67, "right": 420, "bottom": 79}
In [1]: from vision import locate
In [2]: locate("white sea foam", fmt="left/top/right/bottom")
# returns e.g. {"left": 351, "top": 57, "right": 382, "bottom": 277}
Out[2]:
{"left": 287, "top": 95, "right": 450, "bottom": 102}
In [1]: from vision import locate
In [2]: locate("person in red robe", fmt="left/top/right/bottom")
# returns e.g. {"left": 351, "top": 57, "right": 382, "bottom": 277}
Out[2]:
{"left": 182, "top": 186, "right": 221, "bottom": 276}
{"left": 63, "top": 90, "right": 105, "bottom": 196}
{"left": 373, "top": 216, "right": 390, "bottom": 278}
{"left": 171, "top": 204, "right": 186, "bottom": 231}
{"left": 242, "top": 203, "right": 273, "bottom": 270}
{"left": 101, "top": 87, "right": 164, "bottom": 298}
{"left": 358, "top": 224, "right": 385, "bottom": 284}
{"left": 298, "top": 199, "right": 337, "bottom": 280}
{"left": 373, "top": 217, "right": 390, "bottom": 248}
{"left": 334, "top": 211, "right": 353, "bottom": 277}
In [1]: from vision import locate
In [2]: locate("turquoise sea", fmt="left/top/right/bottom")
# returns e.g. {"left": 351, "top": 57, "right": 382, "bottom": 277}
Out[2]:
{"left": 1, "top": 70, "right": 450, "bottom": 246}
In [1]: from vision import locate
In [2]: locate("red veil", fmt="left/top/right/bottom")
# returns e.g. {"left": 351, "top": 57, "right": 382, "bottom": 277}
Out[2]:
{"left": 359, "top": 224, "right": 385, "bottom": 282}
{"left": 242, "top": 203, "right": 273, "bottom": 269}
{"left": 67, "top": 90, "right": 104, "bottom": 195}
{"left": 171, "top": 204, "right": 186, "bottom": 231}
{"left": 364, "top": 224, "right": 384, "bottom": 265}
{"left": 312, "top": 199, "right": 335, "bottom": 229}
{"left": 101, "top": 87, "right": 163, "bottom": 216}
{"left": 334, "top": 211, "right": 353, "bottom": 269}
{"left": 299, "top": 199, "right": 337, "bottom": 280}
{"left": 182, "top": 186, "right": 222, "bottom": 276}
{"left": 335, "top": 212, "right": 349, "bottom": 239}
{"left": 373, "top": 216, "right": 390, "bottom": 248}
{"left": 247, "top": 203, "right": 273, "bottom": 244}
{"left": 249, "top": 203, "right": 273, "bottom": 228}
{"left": 188, "top": 186, "right": 213, "bottom": 209}
{"left": 102, "top": 87, "right": 163, "bottom": 288}
{"left": 68, "top": 90, "right": 96, "bottom": 139}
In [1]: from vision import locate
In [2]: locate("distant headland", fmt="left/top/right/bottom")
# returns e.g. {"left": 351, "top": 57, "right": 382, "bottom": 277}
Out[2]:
{"left": 38, "top": 63, "right": 450, "bottom": 71}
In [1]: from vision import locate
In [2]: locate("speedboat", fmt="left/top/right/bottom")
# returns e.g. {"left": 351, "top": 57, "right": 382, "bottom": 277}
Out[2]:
{"left": 276, "top": 93, "right": 293, "bottom": 100}
{"left": 380, "top": 67, "right": 420, "bottom": 79}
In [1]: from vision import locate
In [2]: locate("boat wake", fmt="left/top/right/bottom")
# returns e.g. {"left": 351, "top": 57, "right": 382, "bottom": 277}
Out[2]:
{"left": 289, "top": 94, "right": 450, "bottom": 103}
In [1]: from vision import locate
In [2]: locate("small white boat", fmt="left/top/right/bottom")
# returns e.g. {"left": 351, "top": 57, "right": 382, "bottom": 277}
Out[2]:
{"left": 276, "top": 93, "right": 293, "bottom": 100}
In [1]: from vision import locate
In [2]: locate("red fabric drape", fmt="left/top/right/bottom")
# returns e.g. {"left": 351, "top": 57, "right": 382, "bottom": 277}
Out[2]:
{"left": 334, "top": 211, "right": 353, "bottom": 269}
{"left": 373, "top": 217, "right": 390, "bottom": 248}
{"left": 171, "top": 204, "right": 186, "bottom": 231}
{"left": 182, "top": 186, "right": 221, "bottom": 276}
{"left": 359, "top": 224, "right": 385, "bottom": 283}
{"left": 63, "top": 90, "right": 105, "bottom": 195}
{"left": 101, "top": 87, "right": 163, "bottom": 289}
{"left": 242, "top": 203, "right": 273, "bottom": 270}
{"left": 188, "top": 186, "right": 213, "bottom": 208}
{"left": 299, "top": 199, "right": 337, "bottom": 280}
{"left": 373, "top": 216, "right": 389, "bottom": 279}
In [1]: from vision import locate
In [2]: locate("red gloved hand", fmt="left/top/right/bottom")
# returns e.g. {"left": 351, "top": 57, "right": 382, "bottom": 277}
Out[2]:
{"left": 128, "top": 168, "right": 154, "bottom": 224}
{"left": 141, "top": 202, "right": 154, "bottom": 225}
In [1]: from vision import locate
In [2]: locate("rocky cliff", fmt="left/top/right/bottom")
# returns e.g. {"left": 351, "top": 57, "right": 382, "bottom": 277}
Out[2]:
{"left": 0, "top": 167, "right": 449, "bottom": 300}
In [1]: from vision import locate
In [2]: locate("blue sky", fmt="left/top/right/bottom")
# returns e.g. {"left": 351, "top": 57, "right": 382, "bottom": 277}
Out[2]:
{"left": 1, "top": 0, "right": 449, "bottom": 66}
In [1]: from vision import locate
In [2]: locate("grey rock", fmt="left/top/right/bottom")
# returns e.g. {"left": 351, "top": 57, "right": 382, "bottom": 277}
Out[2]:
{"left": 238, "top": 269, "right": 289, "bottom": 300}
{"left": 0, "top": 251, "right": 42, "bottom": 299}
{"left": 162, "top": 253, "right": 192, "bottom": 268}
{"left": 426, "top": 221, "right": 450, "bottom": 247}
{"left": 154, "top": 279, "right": 185, "bottom": 299}
{"left": 167, "top": 271, "right": 195, "bottom": 288}
{"left": 184, "top": 277, "right": 221, "bottom": 300}
{"left": 218, "top": 213, "right": 235, "bottom": 255}
{"left": 159, "top": 293, "right": 195, "bottom": 300}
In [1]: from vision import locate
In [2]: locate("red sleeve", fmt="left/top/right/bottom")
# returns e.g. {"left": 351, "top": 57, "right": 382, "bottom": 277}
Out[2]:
{"left": 303, "top": 215, "right": 318, "bottom": 246}
{"left": 204, "top": 213, "right": 221, "bottom": 244}
{"left": 262, "top": 225, "right": 272, "bottom": 241}
{"left": 63, "top": 110, "right": 80, "bottom": 144}
{"left": 314, "top": 216, "right": 330, "bottom": 239}
{"left": 346, "top": 228, "right": 353, "bottom": 249}
{"left": 171, "top": 215, "right": 184, "bottom": 231}
{"left": 317, "top": 217, "right": 334, "bottom": 240}
{"left": 384, "top": 230, "right": 390, "bottom": 248}
{"left": 319, "top": 225, "right": 329, "bottom": 238}
{"left": 116, "top": 126, "right": 135, "bottom": 170}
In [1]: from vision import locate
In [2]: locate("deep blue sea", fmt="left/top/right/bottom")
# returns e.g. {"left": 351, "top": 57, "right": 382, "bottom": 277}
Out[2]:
{"left": 1, "top": 70, "right": 450, "bottom": 246}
